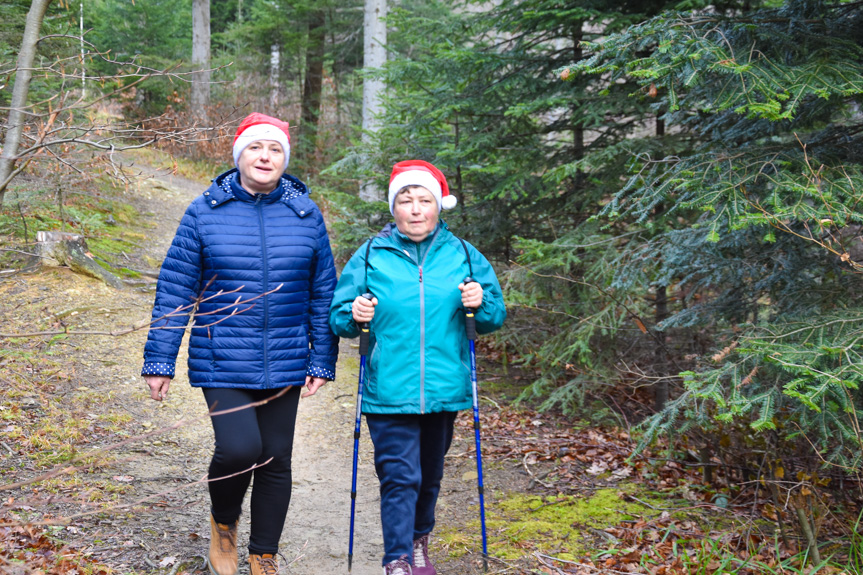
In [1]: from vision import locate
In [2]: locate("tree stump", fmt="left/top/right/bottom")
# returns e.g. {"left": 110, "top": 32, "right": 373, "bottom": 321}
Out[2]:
{"left": 36, "top": 231, "right": 124, "bottom": 289}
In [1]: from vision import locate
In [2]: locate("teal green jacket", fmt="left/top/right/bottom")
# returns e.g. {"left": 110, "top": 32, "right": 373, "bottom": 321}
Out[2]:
{"left": 329, "top": 222, "right": 506, "bottom": 414}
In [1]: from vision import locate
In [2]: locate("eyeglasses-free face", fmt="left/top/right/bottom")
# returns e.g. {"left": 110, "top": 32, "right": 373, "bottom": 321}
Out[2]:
{"left": 237, "top": 140, "right": 285, "bottom": 194}
{"left": 393, "top": 186, "right": 440, "bottom": 243}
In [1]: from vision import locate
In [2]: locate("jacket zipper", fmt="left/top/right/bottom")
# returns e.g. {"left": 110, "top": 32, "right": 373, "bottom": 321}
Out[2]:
{"left": 417, "top": 228, "right": 440, "bottom": 414}
{"left": 255, "top": 194, "right": 271, "bottom": 387}
{"left": 419, "top": 244, "right": 425, "bottom": 413}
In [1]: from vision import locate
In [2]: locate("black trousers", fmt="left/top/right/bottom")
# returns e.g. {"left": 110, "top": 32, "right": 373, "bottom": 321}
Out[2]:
{"left": 203, "top": 386, "right": 301, "bottom": 555}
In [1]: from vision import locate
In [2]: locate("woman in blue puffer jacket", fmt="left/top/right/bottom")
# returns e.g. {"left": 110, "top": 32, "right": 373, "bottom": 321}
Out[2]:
{"left": 330, "top": 160, "right": 506, "bottom": 575}
{"left": 141, "top": 113, "right": 338, "bottom": 575}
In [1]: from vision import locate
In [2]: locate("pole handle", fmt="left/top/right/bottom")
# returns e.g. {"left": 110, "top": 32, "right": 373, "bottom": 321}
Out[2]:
{"left": 358, "top": 292, "right": 373, "bottom": 356}
{"left": 464, "top": 278, "right": 477, "bottom": 341}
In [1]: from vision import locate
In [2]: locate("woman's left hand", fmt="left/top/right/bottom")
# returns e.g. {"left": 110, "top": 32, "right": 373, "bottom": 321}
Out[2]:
{"left": 302, "top": 376, "right": 327, "bottom": 398}
{"left": 458, "top": 281, "right": 484, "bottom": 310}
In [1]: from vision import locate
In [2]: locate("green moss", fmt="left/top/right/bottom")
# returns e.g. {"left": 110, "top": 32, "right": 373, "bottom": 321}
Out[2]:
{"left": 88, "top": 236, "right": 137, "bottom": 254}
{"left": 440, "top": 487, "right": 660, "bottom": 561}
{"left": 88, "top": 237, "right": 146, "bottom": 277}
{"left": 118, "top": 267, "right": 141, "bottom": 278}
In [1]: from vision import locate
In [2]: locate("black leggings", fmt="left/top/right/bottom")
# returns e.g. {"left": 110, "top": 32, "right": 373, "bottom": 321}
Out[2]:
{"left": 203, "top": 386, "right": 301, "bottom": 555}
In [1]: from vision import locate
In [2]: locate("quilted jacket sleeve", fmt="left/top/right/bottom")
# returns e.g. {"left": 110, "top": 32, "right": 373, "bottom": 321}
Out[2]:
{"left": 141, "top": 202, "right": 203, "bottom": 377}
{"left": 328, "top": 241, "right": 368, "bottom": 340}
{"left": 306, "top": 211, "right": 339, "bottom": 378}
{"left": 467, "top": 242, "right": 507, "bottom": 335}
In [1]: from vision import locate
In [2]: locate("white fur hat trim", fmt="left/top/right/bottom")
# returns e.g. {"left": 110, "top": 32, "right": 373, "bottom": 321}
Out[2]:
{"left": 232, "top": 124, "right": 291, "bottom": 171}
{"left": 389, "top": 170, "right": 444, "bottom": 213}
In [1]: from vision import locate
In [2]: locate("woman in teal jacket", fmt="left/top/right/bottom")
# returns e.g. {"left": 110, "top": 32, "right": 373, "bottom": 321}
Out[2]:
{"left": 329, "top": 160, "right": 506, "bottom": 575}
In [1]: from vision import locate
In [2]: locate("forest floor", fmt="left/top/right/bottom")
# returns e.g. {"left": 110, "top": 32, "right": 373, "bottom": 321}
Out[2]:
{"left": 1, "top": 156, "right": 859, "bottom": 575}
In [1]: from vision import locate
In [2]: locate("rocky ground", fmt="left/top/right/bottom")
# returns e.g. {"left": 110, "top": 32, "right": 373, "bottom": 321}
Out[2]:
{"left": 0, "top": 162, "right": 512, "bottom": 575}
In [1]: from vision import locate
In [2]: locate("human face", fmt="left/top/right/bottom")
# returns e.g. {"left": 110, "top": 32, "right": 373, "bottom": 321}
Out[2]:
{"left": 393, "top": 186, "right": 439, "bottom": 242}
{"left": 237, "top": 140, "right": 285, "bottom": 194}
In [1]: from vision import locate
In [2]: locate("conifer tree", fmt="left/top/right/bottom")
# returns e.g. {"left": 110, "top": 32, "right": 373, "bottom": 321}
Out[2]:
{"left": 569, "top": 0, "right": 863, "bottom": 470}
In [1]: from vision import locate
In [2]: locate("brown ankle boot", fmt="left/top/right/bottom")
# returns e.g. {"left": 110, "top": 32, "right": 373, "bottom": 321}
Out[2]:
{"left": 248, "top": 553, "right": 279, "bottom": 575}
{"left": 207, "top": 514, "right": 238, "bottom": 575}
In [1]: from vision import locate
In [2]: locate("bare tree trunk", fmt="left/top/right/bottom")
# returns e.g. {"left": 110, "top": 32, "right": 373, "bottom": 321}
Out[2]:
{"left": 0, "top": 0, "right": 53, "bottom": 206}
{"left": 191, "top": 0, "right": 210, "bottom": 122}
{"left": 360, "top": 0, "right": 386, "bottom": 202}
{"left": 301, "top": 9, "right": 326, "bottom": 152}
{"left": 269, "top": 44, "right": 281, "bottom": 111}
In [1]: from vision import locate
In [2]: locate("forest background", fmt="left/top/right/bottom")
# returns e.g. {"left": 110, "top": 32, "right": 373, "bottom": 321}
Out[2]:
{"left": 2, "top": 0, "right": 863, "bottom": 573}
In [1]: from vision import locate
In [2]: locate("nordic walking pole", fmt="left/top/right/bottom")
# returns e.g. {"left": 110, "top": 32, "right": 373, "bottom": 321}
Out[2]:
{"left": 348, "top": 292, "right": 373, "bottom": 572}
{"left": 464, "top": 278, "right": 489, "bottom": 573}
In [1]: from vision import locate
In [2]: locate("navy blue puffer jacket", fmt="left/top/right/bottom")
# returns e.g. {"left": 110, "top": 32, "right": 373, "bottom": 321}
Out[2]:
{"left": 141, "top": 169, "right": 338, "bottom": 389}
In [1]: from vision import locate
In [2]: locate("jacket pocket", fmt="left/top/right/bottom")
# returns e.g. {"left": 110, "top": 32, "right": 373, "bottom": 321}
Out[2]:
{"left": 188, "top": 323, "right": 215, "bottom": 384}
{"left": 208, "top": 324, "right": 216, "bottom": 371}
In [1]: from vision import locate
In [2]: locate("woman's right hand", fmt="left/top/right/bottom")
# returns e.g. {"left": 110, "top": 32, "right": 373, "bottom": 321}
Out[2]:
{"left": 144, "top": 376, "right": 171, "bottom": 401}
{"left": 352, "top": 295, "right": 378, "bottom": 324}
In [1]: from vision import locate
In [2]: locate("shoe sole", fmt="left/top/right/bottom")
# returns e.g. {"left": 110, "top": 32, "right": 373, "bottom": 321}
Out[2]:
{"left": 207, "top": 558, "right": 238, "bottom": 575}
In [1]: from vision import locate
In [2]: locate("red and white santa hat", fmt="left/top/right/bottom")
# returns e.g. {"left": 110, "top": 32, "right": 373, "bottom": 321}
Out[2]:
{"left": 388, "top": 160, "right": 456, "bottom": 214}
{"left": 232, "top": 112, "right": 291, "bottom": 172}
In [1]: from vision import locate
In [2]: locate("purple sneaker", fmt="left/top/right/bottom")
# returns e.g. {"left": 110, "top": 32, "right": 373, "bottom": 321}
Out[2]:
{"left": 411, "top": 535, "right": 437, "bottom": 575}
{"left": 383, "top": 556, "right": 412, "bottom": 575}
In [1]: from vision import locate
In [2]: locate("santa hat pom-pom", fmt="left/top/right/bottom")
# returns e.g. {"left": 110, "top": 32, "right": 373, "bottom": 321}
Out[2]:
{"left": 441, "top": 194, "right": 458, "bottom": 210}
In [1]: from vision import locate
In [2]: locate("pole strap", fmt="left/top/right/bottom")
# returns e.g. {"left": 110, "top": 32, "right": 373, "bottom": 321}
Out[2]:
{"left": 457, "top": 237, "right": 474, "bottom": 278}
{"left": 363, "top": 232, "right": 474, "bottom": 288}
